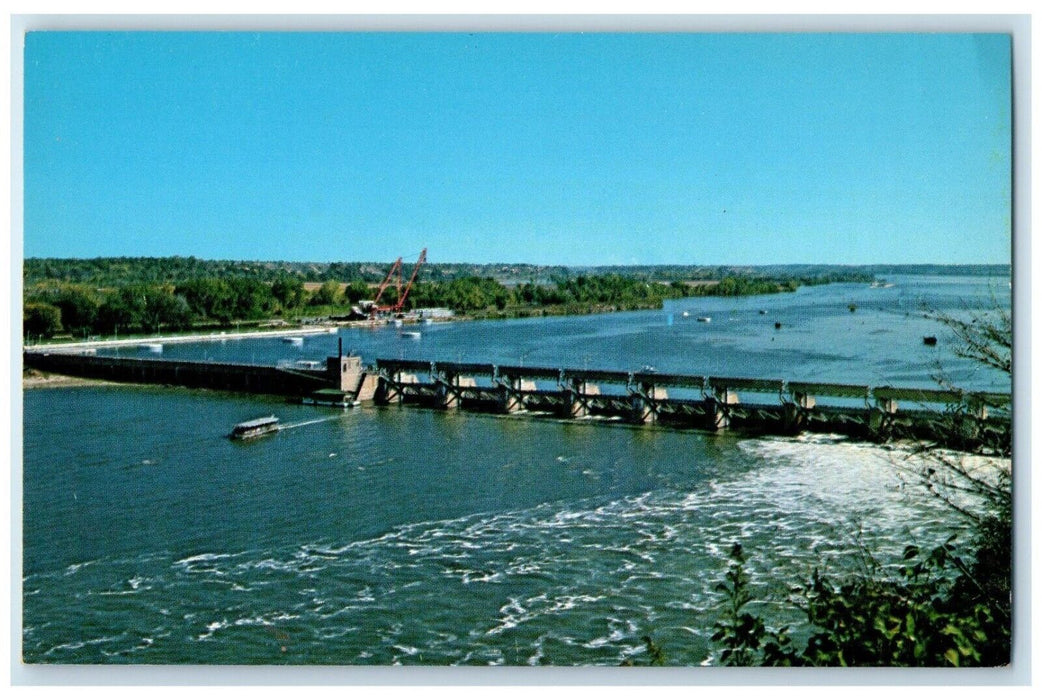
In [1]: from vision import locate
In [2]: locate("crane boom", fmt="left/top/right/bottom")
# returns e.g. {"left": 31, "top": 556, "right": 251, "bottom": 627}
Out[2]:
{"left": 395, "top": 248, "right": 427, "bottom": 313}
{"left": 371, "top": 249, "right": 427, "bottom": 316}
{"left": 372, "top": 257, "right": 403, "bottom": 309}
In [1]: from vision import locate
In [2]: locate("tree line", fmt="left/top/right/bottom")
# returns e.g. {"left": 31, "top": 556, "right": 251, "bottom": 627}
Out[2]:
{"left": 24, "top": 256, "right": 884, "bottom": 288}
{"left": 23, "top": 269, "right": 873, "bottom": 340}
{"left": 409, "top": 274, "right": 692, "bottom": 313}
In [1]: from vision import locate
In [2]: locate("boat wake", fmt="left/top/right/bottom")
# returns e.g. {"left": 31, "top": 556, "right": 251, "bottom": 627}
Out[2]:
{"left": 278, "top": 415, "right": 345, "bottom": 431}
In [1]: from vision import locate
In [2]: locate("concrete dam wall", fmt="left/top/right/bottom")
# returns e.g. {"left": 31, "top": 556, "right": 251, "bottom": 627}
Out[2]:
{"left": 23, "top": 350, "right": 1010, "bottom": 451}
{"left": 24, "top": 351, "right": 346, "bottom": 397}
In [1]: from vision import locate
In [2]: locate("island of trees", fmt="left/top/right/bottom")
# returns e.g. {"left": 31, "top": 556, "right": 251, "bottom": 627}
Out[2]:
{"left": 23, "top": 255, "right": 956, "bottom": 341}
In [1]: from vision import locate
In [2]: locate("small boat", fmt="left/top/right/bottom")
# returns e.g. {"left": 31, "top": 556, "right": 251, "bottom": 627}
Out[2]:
{"left": 423, "top": 318, "right": 433, "bottom": 326}
{"left": 774, "top": 321, "right": 782, "bottom": 330}
{"left": 138, "top": 343, "right": 163, "bottom": 353}
{"left": 681, "top": 311, "right": 690, "bottom": 318}
{"left": 401, "top": 331, "right": 421, "bottom": 339}
{"left": 696, "top": 316, "right": 711, "bottom": 323}
{"left": 282, "top": 336, "right": 304, "bottom": 346}
{"left": 923, "top": 336, "right": 938, "bottom": 346}
{"left": 229, "top": 415, "right": 280, "bottom": 440}
{"left": 294, "top": 359, "right": 324, "bottom": 369}
{"left": 759, "top": 309, "right": 767, "bottom": 315}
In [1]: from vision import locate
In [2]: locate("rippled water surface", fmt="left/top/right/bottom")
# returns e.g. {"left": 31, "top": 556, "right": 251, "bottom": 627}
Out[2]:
{"left": 22, "top": 274, "right": 1010, "bottom": 664}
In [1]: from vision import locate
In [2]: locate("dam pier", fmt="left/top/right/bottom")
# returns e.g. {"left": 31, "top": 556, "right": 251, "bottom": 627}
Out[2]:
{"left": 371, "top": 358, "right": 1009, "bottom": 448}
{"left": 23, "top": 347, "right": 1010, "bottom": 449}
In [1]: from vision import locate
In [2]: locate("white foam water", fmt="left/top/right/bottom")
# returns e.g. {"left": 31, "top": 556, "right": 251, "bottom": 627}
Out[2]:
{"left": 25, "top": 419, "right": 1006, "bottom": 664}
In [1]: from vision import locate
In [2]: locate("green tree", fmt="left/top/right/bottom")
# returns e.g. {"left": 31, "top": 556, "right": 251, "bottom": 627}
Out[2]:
{"left": 176, "top": 278, "right": 236, "bottom": 323}
{"left": 342, "top": 280, "right": 372, "bottom": 304}
{"left": 271, "top": 276, "right": 306, "bottom": 310}
{"left": 141, "top": 288, "right": 192, "bottom": 333}
{"left": 227, "top": 278, "right": 276, "bottom": 319}
{"left": 23, "top": 302, "right": 63, "bottom": 339}
{"left": 48, "top": 286, "right": 100, "bottom": 337}
{"left": 97, "top": 286, "right": 147, "bottom": 334}
{"left": 309, "top": 280, "right": 343, "bottom": 307}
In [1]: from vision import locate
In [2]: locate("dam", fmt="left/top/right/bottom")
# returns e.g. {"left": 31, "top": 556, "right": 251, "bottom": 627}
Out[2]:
{"left": 23, "top": 347, "right": 1010, "bottom": 450}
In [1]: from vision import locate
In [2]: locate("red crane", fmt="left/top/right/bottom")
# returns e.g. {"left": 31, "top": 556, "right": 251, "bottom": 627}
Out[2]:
{"left": 372, "top": 248, "right": 427, "bottom": 316}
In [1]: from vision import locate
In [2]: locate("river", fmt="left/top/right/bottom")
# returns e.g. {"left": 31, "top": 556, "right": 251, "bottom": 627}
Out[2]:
{"left": 20, "top": 273, "right": 1011, "bottom": 665}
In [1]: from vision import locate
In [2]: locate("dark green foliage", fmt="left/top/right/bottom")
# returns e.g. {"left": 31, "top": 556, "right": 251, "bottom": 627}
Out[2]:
{"left": 139, "top": 289, "right": 192, "bottom": 333}
{"left": 94, "top": 284, "right": 192, "bottom": 334}
{"left": 642, "top": 635, "right": 667, "bottom": 666}
{"left": 408, "top": 274, "right": 688, "bottom": 315}
{"left": 711, "top": 544, "right": 799, "bottom": 666}
{"left": 342, "top": 280, "right": 372, "bottom": 304}
{"left": 225, "top": 278, "right": 276, "bottom": 320}
{"left": 271, "top": 276, "right": 306, "bottom": 310}
{"left": 96, "top": 287, "right": 146, "bottom": 334}
{"left": 691, "top": 276, "right": 789, "bottom": 297}
{"left": 23, "top": 302, "right": 63, "bottom": 338}
{"left": 309, "top": 281, "right": 343, "bottom": 307}
{"left": 555, "top": 274, "right": 686, "bottom": 307}
{"left": 409, "top": 277, "right": 512, "bottom": 312}
{"left": 31, "top": 285, "right": 101, "bottom": 337}
{"left": 711, "top": 543, "right": 769, "bottom": 666}
{"left": 175, "top": 278, "right": 236, "bottom": 323}
{"left": 800, "top": 539, "right": 993, "bottom": 666}
{"left": 711, "top": 514, "right": 1010, "bottom": 667}
{"left": 514, "top": 281, "right": 568, "bottom": 306}
{"left": 174, "top": 277, "right": 277, "bottom": 322}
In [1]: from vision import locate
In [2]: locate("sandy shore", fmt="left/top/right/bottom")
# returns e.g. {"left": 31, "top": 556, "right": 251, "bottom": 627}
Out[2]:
{"left": 22, "top": 369, "right": 115, "bottom": 389}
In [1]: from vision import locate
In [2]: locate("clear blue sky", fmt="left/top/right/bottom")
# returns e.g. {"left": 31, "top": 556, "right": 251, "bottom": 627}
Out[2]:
{"left": 23, "top": 32, "right": 1011, "bottom": 265}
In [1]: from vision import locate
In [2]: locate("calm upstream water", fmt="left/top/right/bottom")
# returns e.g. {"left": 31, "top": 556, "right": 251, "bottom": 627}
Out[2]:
{"left": 21, "top": 274, "right": 1011, "bottom": 665}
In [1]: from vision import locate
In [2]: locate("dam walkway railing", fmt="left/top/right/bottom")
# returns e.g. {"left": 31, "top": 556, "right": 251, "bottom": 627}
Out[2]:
{"left": 371, "top": 358, "right": 1011, "bottom": 449}
{"left": 23, "top": 349, "right": 1011, "bottom": 449}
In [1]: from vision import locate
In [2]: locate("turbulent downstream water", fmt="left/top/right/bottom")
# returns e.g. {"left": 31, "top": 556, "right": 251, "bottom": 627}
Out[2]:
{"left": 21, "top": 274, "right": 1011, "bottom": 665}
